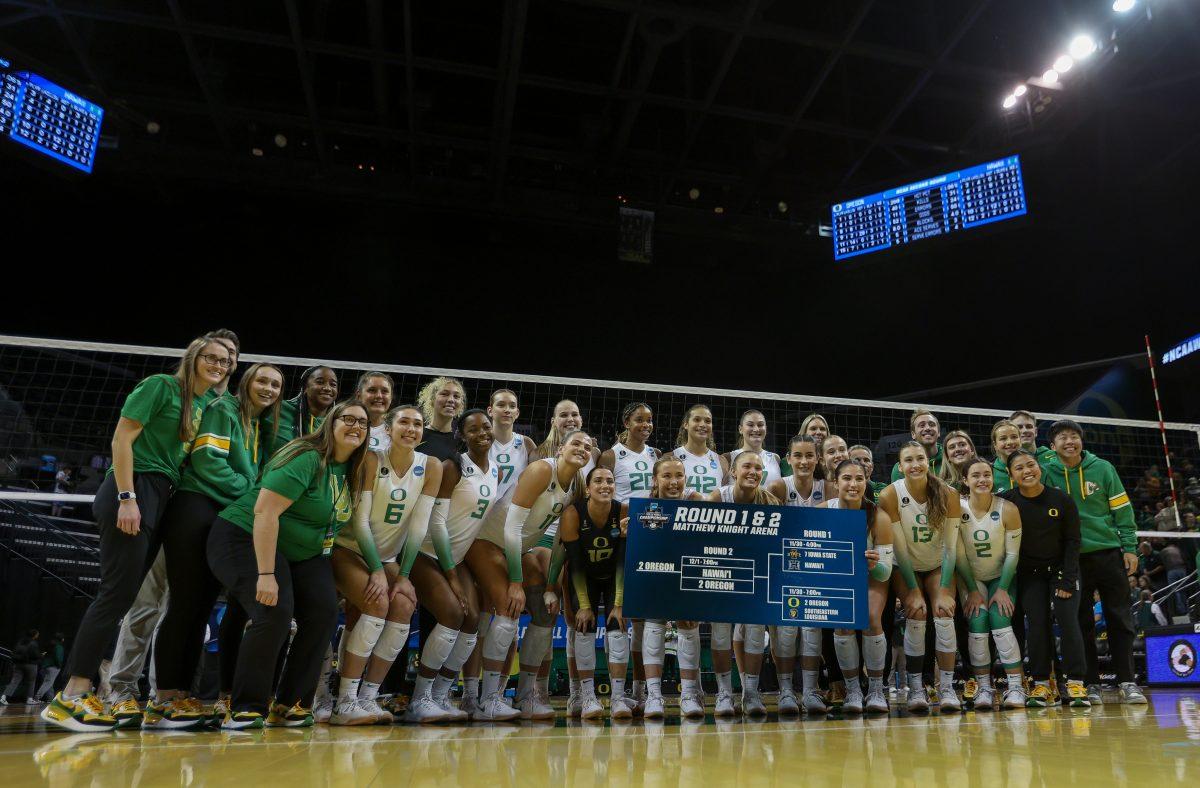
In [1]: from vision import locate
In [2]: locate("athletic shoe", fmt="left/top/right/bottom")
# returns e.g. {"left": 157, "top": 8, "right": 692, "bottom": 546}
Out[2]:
{"left": 109, "top": 698, "right": 143, "bottom": 729}
{"left": 460, "top": 691, "right": 483, "bottom": 721}
{"left": 266, "top": 702, "right": 314, "bottom": 728}
{"left": 801, "top": 690, "right": 829, "bottom": 715}
{"left": 841, "top": 684, "right": 864, "bottom": 715}
{"left": 516, "top": 692, "right": 555, "bottom": 721}
{"left": 643, "top": 694, "right": 665, "bottom": 720}
{"left": 926, "top": 685, "right": 940, "bottom": 706}
{"left": 1001, "top": 687, "right": 1026, "bottom": 710}
{"left": 566, "top": 691, "right": 582, "bottom": 719}
{"left": 221, "top": 710, "right": 264, "bottom": 730}
{"left": 905, "top": 686, "right": 929, "bottom": 713}
{"left": 679, "top": 690, "right": 705, "bottom": 719}
{"left": 580, "top": 692, "right": 604, "bottom": 720}
{"left": 0, "top": 695, "right": 7, "bottom": 705}
{"left": 829, "top": 683, "right": 845, "bottom": 708}
{"left": 360, "top": 698, "right": 393, "bottom": 725}
{"left": 25, "top": 697, "right": 40, "bottom": 705}
{"left": 331, "top": 697, "right": 377, "bottom": 726}
{"left": 610, "top": 695, "right": 634, "bottom": 720}
{"left": 213, "top": 696, "right": 231, "bottom": 720}
{"left": 1026, "top": 684, "right": 1052, "bottom": 708}
{"left": 475, "top": 693, "right": 521, "bottom": 721}
{"left": 714, "top": 691, "right": 738, "bottom": 718}
{"left": 385, "top": 695, "right": 409, "bottom": 717}
{"left": 1086, "top": 684, "right": 1104, "bottom": 705}
{"left": 1065, "top": 682, "right": 1091, "bottom": 708}
{"left": 962, "top": 678, "right": 978, "bottom": 708}
{"left": 313, "top": 695, "right": 333, "bottom": 723}
{"left": 39, "top": 692, "right": 117, "bottom": 733}
{"left": 143, "top": 698, "right": 205, "bottom": 730}
{"left": 777, "top": 687, "right": 800, "bottom": 716}
{"left": 1119, "top": 682, "right": 1147, "bottom": 705}
{"left": 973, "top": 686, "right": 995, "bottom": 711}
{"left": 938, "top": 685, "right": 961, "bottom": 712}
{"left": 430, "top": 694, "right": 468, "bottom": 722}
{"left": 742, "top": 690, "right": 767, "bottom": 718}
{"left": 402, "top": 694, "right": 450, "bottom": 724}
{"left": 864, "top": 687, "right": 889, "bottom": 714}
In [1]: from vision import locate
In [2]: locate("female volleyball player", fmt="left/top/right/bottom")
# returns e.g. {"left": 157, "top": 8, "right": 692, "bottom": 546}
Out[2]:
{"left": 469, "top": 430, "right": 590, "bottom": 720}
{"left": 600, "top": 401, "right": 659, "bottom": 502}
{"left": 487, "top": 389, "right": 534, "bottom": 500}
{"left": 877, "top": 441, "right": 962, "bottom": 713}
{"left": 721, "top": 409, "right": 783, "bottom": 486}
{"left": 148, "top": 362, "right": 284, "bottom": 730}
{"left": 938, "top": 430, "right": 977, "bottom": 489}
{"left": 548, "top": 467, "right": 628, "bottom": 720}
{"left": 821, "top": 434, "right": 850, "bottom": 483}
{"left": 954, "top": 457, "right": 1026, "bottom": 711}
{"left": 43, "top": 336, "right": 228, "bottom": 734}
{"left": 416, "top": 376, "right": 466, "bottom": 461}
{"left": 674, "top": 405, "right": 729, "bottom": 497}
{"left": 799, "top": 413, "right": 830, "bottom": 449}
{"left": 329, "top": 404, "right": 443, "bottom": 725}
{"left": 706, "top": 452, "right": 780, "bottom": 717}
{"left": 206, "top": 399, "right": 368, "bottom": 729}
{"left": 989, "top": 420, "right": 1021, "bottom": 493}
{"left": 821, "top": 458, "right": 894, "bottom": 715}
{"left": 357, "top": 371, "right": 395, "bottom": 452}
{"left": 1000, "top": 450, "right": 1090, "bottom": 708}
{"left": 264, "top": 366, "right": 338, "bottom": 458}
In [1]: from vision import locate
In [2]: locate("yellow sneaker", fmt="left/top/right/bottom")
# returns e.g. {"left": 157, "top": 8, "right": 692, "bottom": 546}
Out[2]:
{"left": 267, "top": 702, "right": 314, "bottom": 728}
{"left": 39, "top": 693, "right": 117, "bottom": 733}
{"left": 1026, "top": 684, "right": 1052, "bottom": 708}
{"left": 144, "top": 698, "right": 205, "bottom": 730}
{"left": 963, "top": 678, "right": 978, "bottom": 707}
{"left": 108, "top": 698, "right": 143, "bottom": 729}
{"left": 1065, "top": 682, "right": 1092, "bottom": 708}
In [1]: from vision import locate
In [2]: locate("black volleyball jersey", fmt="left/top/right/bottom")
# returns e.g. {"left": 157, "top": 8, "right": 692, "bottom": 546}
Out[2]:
{"left": 573, "top": 499, "right": 624, "bottom": 580}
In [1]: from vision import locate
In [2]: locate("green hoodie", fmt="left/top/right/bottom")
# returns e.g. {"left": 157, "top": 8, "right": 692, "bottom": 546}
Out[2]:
{"left": 178, "top": 396, "right": 264, "bottom": 508}
{"left": 890, "top": 444, "right": 944, "bottom": 482}
{"left": 1039, "top": 449, "right": 1135, "bottom": 555}
{"left": 991, "top": 456, "right": 1013, "bottom": 494}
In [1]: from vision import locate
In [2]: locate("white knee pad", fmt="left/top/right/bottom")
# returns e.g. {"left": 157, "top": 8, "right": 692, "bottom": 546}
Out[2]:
{"left": 442, "top": 631, "right": 477, "bottom": 674}
{"left": 574, "top": 630, "right": 597, "bottom": 671}
{"left": 800, "top": 627, "right": 823, "bottom": 658}
{"left": 968, "top": 631, "right": 991, "bottom": 669}
{"left": 372, "top": 620, "right": 411, "bottom": 665}
{"left": 606, "top": 627, "right": 629, "bottom": 667}
{"left": 904, "top": 619, "right": 927, "bottom": 658}
{"left": 733, "top": 623, "right": 745, "bottom": 644}
{"left": 773, "top": 626, "right": 798, "bottom": 659}
{"left": 419, "top": 623, "right": 459, "bottom": 672}
{"left": 933, "top": 617, "right": 956, "bottom": 654}
{"left": 677, "top": 626, "right": 701, "bottom": 671}
{"left": 862, "top": 633, "right": 887, "bottom": 673}
{"left": 992, "top": 626, "right": 1022, "bottom": 668}
{"left": 742, "top": 624, "right": 765, "bottom": 656}
{"left": 565, "top": 627, "right": 576, "bottom": 660}
{"left": 832, "top": 634, "right": 860, "bottom": 675}
{"left": 631, "top": 621, "right": 644, "bottom": 652}
{"left": 710, "top": 622, "right": 732, "bottom": 652}
{"left": 483, "top": 615, "right": 518, "bottom": 662}
{"left": 642, "top": 621, "right": 666, "bottom": 667}
{"left": 519, "top": 624, "right": 553, "bottom": 668}
{"left": 344, "top": 614, "right": 386, "bottom": 658}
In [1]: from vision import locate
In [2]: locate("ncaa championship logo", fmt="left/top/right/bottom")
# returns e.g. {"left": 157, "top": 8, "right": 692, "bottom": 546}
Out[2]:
{"left": 639, "top": 502, "right": 668, "bottom": 531}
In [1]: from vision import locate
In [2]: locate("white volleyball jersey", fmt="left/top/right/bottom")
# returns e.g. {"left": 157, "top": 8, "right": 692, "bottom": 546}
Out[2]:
{"left": 478, "top": 458, "right": 577, "bottom": 552}
{"left": 612, "top": 442, "right": 657, "bottom": 501}
{"left": 718, "top": 485, "right": 736, "bottom": 503}
{"left": 368, "top": 423, "right": 390, "bottom": 453}
{"left": 490, "top": 433, "right": 530, "bottom": 499}
{"left": 730, "top": 448, "right": 783, "bottom": 486}
{"left": 782, "top": 477, "right": 826, "bottom": 508}
{"left": 826, "top": 497, "right": 878, "bottom": 548}
{"left": 674, "top": 447, "right": 722, "bottom": 496}
{"left": 959, "top": 495, "right": 1007, "bottom": 582}
{"left": 336, "top": 450, "right": 428, "bottom": 561}
{"left": 421, "top": 453, "right": 498, "bottom": 565}
{"left": 892, "top": 478, "right": 944, "bottom": 572}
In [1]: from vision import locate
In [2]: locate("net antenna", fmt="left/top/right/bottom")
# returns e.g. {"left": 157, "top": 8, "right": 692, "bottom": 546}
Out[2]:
{"left": 1144, "top": 334, "right": 1183, "bottom": 532}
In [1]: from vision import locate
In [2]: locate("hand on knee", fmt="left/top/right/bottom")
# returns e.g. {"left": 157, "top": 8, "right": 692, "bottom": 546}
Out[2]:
{"left": 387, "top": 593, "right": 415, "bottom": 623}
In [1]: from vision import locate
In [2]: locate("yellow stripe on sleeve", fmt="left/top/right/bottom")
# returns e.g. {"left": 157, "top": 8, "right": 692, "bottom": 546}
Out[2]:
{"left": 193, "top": 433, "right": 231, "bottom": 454}
{"left": 1108, "top": 492, "right": 1130, "bottom": 510}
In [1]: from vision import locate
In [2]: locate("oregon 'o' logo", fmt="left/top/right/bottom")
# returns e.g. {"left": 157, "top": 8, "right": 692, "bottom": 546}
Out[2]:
{"left": 1048, "top": 508, "right": 1059, "bottom": 517}
{"left": 915, "top": 513, "right": 928, "bottom": 525}
{"left": 1170, "top": 640, "right": 1196, "bottom": 678}
{"left": 390, "top": 488, "right": 408, "bottom": 502}
{"left": 634, "top": 460, "right": 649, "bottom": 471}
{"left": 973, "top": 528, "right": 990, "bottom": 542}
{"left": 479, "top": 484, "right": 492, "bottom": 498}
{"left": 694, "top": 465, "right": 707, "bottom": 475}
{"left": 497, "top": 452, "right": 511, "bottom": 464}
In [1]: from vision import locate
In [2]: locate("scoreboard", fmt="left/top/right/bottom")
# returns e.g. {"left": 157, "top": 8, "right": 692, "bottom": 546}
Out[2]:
{"left": 0, "top": 56, "right": 104, "bottom": 174}
{"left": 832, "top": 155, "right": 1027, "bottom": 261}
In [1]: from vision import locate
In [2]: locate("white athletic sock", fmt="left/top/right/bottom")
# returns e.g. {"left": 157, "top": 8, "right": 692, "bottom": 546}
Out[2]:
{"left": 359, "top": 681, "right": 380, "bottom": 701}
{"left": 569, "top": 678, "right": 580, "bottom": 695}
{"left": 463, "top": 677, "right": 479, "bottom": 700}
{"left": 337, "top": 677, "right": 360, "bottom": 701}
{"left": 681, "top": 678, "right": 699, "bottom": 694}
{"left": 743, "top": 674, "right": 759, "bottom": 693}
{"left": 611, "top": 677, "right": 625, "bottom": 698}
{"left": 778, "top": 672, "right": 793, "bottom": 692}
{"left": 907, "top": 673, "right": 924, "bottom": 690}
{"left": 482, "top": 670, "right": 503, "bottom": 699}
{"left": 413, "top": 674, "right": 434, "bottom": 699}
{"left": 716, "top": 672, "right": 733, "bottom": 694}
{"left": 432, "top": 675, "right": 453, "bottom": 701}
{"left": 802, "top": 670, "right": 819, "bottom": 693}
{"left": 646, "top": 677, "right": 662, "bottom": 699}
{"left": 939, "top": 670, "right": 955, "bottom": 691}
{"left": 516, "top": 671, "right": 537, "bottom": 701}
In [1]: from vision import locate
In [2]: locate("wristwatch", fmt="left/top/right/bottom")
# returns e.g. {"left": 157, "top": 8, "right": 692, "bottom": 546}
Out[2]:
{"left": 117, "top": 490, "right": 137, "bottom": 502}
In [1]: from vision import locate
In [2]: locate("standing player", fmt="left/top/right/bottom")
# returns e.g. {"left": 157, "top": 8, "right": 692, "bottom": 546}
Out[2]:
{"left": 938, "top": 430, "right": 977, "bottom": 489}
{"left": 878, "top": 441, "right": 962, "bottom": 713}
{"left": 890, "top": 410, "right": 944, "bottom": 482}
{"left": 415, "top": 377, "right": 466, "bottom": 462}
{"left": 799, "top": 414, "right": 830, "bottom": 449}
{"left": 721, "top": 410, "right": 783, "bottom": 486}
{"left": 600, "top": 402, "right": 659, "bottom": 502}
{"left": 487, "top": 389, "right": 534, "bottom": 501}
{"left": 954, "top": 457, "right": 1026, "bottom": 710}
{"left": 674, "top": 405, "right": 730, "bottom": 497}
{"left": 1009, "top": 410, "right": 1039, "bottom": 452}
{"left": 264, "top": 366, "right": 338, "bottom": 459}
{"left": 989, "top": 420, "right": 1021, "bottom": 494}
{"left": 357, "top": 372, "right": 395, "bottom": 452}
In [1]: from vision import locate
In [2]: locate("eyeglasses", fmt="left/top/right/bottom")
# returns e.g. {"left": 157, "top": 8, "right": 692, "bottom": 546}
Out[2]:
{"left": 338, "top": 415, "right": 370, "bottom": 429}
{"left": 199, "top": 354, "right": 233, "bottom": 369}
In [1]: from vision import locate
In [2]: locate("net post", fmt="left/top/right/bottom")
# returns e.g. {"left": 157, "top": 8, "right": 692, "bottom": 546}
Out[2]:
{"left": 1144, "top": 334, "right": 1182, "bottom": 531}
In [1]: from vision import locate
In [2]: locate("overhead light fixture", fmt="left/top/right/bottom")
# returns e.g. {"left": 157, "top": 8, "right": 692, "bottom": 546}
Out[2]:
{"left": 251, "top": 147, "right": 264, "bottom": 157}
{"left": 145, "top": 121, "right": 160, "bottom": 135}
{"left": 1113, "top": 0, "right": 1135, "bottom": 13}
{"left": 1054, "top": 54, "right": 1074, "bottom": 73}
{"left": 1014, "top": 84, "right": 1028, "bottom": 97}
{"left": 274, "top": 133, "right": 288, "bottom": 148}
{"left": 1003, "top": 94, "right": 1018, "bottom": 109}
{"left": 714, "top": 206, "right": 725, "bottom": 214}
{"left": 688, "top": 187, "right": 700, "bottom": 200}
{"left": 1042, "top": 68, "right": 1060, "bottom": 85}
{"left": 777, "top": 201, "right": 788, "bottom": 213}
{"left": 1069, "top": 34, "right": 1097, "bottom": 59}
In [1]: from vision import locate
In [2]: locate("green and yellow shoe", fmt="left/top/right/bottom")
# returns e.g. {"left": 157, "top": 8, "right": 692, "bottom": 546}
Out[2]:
{"left": 267, "top": 702, "right": 314, "bottom": 728}
{"left": 108, "top": 698, "right": 143, "bottom": 730}
{"left": 221, "top": 710, "right": 265, "bottom": 731}
{"left": 1026, "top": 684, "right": 1052, "bottom": 708}
{"left": 39, "top": 692, "right": 117, "bottom": 733}
{"left": 143, "top": 698, "right": 206, "bottom": 730}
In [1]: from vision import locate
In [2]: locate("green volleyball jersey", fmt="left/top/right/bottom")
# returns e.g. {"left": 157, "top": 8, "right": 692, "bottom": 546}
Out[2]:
{"left": 116, "top": 374, "right": 213, "bottom": 485}
{"left": 178, "top": 396, "right": 263, "bottom": 507}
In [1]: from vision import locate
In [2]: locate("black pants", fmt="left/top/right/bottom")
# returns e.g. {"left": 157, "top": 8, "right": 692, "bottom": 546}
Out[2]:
{"left": 207, "top": 518, "right": 338, "bottom": 715}
{"left": 1018, "top": 572, "right": 1086, "bottom": 681}
{"left": 1078, "top": 548, "right": 1137, "bottom": 684}
{"left": 154, "top": 490, "right": 222, "bottom": 691}
{"left": 218, "top": 597, "right": 248, "bottom": 694}
{"left": 64, "top": 472, "right": 173, "bottom": 680}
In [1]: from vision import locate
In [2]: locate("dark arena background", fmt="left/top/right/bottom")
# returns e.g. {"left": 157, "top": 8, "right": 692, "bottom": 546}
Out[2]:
{"left": 2, "top": 0, "right": 1200, "bottom": 784}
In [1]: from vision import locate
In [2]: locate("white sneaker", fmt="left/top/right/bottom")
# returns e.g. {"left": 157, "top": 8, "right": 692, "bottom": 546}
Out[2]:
{"left": 1001, "top": 687, "right": 1026, "bottom": 710}
{"left": 842, "top": 684, "right": 864, "bottom": 715}
{"left": 431, "top": 693, "right": 469, "bottom": 722}
{"left": 475, "top": 693, "right": 521, "bottom": 721}
{"left": 313, "top": 696, "right": 333, "bottom": 724}
{"left": 331, "top": 697, "right": 377, "bottom": 726}
{"left": 403, "top": 694, "right": 450, "bottom": 724}
{"left": 679, "top": 690, "right": 705, "bottom": 719}
{"left": 359, "top": 697, "right": 392, "bottom": 724}
{"left": 865, "top": 687, "right": 889, "bottom": 714}
{"left": 516, "top": 692, "right": 555, "bottom": 721}
{"left": 742, "top": 690, "right": 766, "bottom": 717}
{"left": 580, "top": 692, "right": 604, "bottom": 720}
{"left": 610, "top": 695, "right": 634, "bottom": 720}
{"left": 802, "top": 690, "right": 829, "bottom": 715}
{"left": 643, "top": 694, "right": 665, "bottom": 719}
{"left": 714, "top": 691, "right": 737, "bottom": 718}
{"left": 459, "top": 691, "right": 482, "bottom": 720}
{"left": 938, "top": 685, "right": 961, "bottom": 713}
{"left": 1119, "top": 682, "right": 1147, "bottom": 705}
{"left": 777, "top": 687, "right": 800, "bottom": 716}
{"left": 906, "top": 685, "right": 929, "bottom": 712}
{"left": 566, "top": 691, "right": 582, "bottom": 719}
{"left": 974, "top": 686, "right": 995, "bottom": 711}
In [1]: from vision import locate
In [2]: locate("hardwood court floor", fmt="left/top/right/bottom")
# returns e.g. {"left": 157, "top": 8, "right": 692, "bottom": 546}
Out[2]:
{"left": 1, "top": 689, "right": 1198, "bottom": 786}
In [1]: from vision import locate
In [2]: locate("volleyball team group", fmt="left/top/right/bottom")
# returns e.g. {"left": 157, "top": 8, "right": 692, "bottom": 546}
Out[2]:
{"left": 40, "top": 330, "right": 1148, "bottom": 733}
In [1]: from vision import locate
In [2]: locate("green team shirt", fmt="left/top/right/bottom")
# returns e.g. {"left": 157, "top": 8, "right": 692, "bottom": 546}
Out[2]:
{"left": 178, "top": 396, "right": 264, "bottom": 508}
{"left": 220, "top": 450, "right": 352, "bottom": 562}
{"left": 867, "top": 480, "right": 887, "bottom": 503}
{"left": 262, "top": 398, "right": 325, "bottom": 462}
{"left": 991, "top": 457, "right": 1013, "bottom": 494}
{"left": 116, "top": 374, "right": 213, "bottom": 485}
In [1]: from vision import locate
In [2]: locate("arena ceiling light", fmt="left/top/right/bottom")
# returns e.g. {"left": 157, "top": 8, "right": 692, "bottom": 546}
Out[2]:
{"left": 1042, "top": 68, "right": 1060, "bottom": 85}
{"left": 1069, "top": 34, "right": 1098, "bottom": 59}
{"left": 1113, "top": 0, "right": 1136, "bottom": 13}
{"left": 1054, "top": 54, "right": 1074, "bottom": 73}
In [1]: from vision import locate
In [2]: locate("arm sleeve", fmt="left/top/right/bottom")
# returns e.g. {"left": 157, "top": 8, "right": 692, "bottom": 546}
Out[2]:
{"left": 891, "top": 521, "right": 919, "bottom": 590}
{"left": 954, "top": 527, "right": 977, "bottom": 589}
{"left": 939, "top": 518, "right": 959, "bottom": 589}
{"left": 870, "top": 543, "right": 894, "bottom": 583}
{"left": 564, "top": 538, "right": 590, "bottom": 609}
{"left": 397, "top": 494, "right": 436, "bottom": 577}
{"left": 1106, "top": 464, "right": 1137, "bottom": 553}
{"left": 351, "top": 490, "right": 383, "bottom": 573}
{"left": 1061, "top": 496, "right": 1082, "bottom": 589}
{"left": 999, "top": 528, "right": 1022, "bottom": 590}
{"left": 189, "top": 402, "right": 252, "bottom": 499}
{"left": 428, "top": 498, "right": 455, "bottom": 572}
{"left": 547, "top": 538, "right": 567, "bottom": 587}
{"left": 613, "top": 536, "right": 626, "bottom": 606}
{"left": 503, "top": 504, "right": 530, "bottom": 583}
